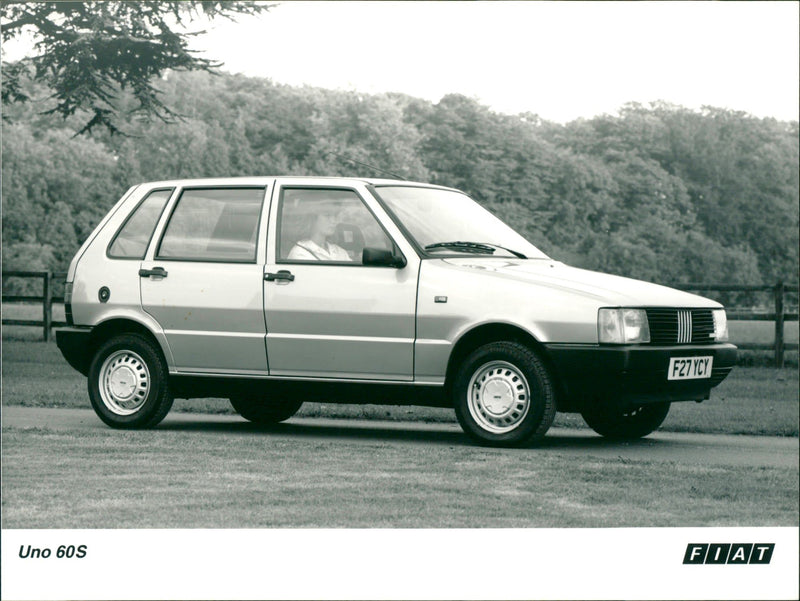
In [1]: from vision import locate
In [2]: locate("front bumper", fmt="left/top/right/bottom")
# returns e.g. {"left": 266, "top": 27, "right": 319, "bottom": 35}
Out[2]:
{"left": 544, "top": 342, "right": 737, "bottom": 412}
{"left": 55, "top": 327, "right": 92, "bottom": 376}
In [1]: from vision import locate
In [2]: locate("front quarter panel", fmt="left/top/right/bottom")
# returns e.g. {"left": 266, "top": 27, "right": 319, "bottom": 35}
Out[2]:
{"left": 414, "top": 260, "right": 600, "bottom": 382}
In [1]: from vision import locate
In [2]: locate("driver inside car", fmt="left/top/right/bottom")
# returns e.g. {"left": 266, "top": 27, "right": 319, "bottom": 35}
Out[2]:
{"left": 288, "top": 209, "right": 352, "bottom": 261}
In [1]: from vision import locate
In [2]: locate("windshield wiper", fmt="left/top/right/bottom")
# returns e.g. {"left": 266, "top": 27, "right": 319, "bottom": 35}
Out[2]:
{"left": 424, "top": 241, "right": 527, "bottom": 259}
{"left": 425, "top": 241, "right": 495, "bottom": 254}
{"left": 486, "top": 243, "right": 527, "bottom": 259}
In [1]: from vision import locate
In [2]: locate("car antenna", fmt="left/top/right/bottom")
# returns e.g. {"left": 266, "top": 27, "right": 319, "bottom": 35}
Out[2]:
{"left": 326, "top": 151, "right": 407, "bottom": 180}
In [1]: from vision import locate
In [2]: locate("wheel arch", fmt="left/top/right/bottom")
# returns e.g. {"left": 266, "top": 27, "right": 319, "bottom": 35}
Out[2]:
{"left": 87, "top": 318, "right": 172, "bottom": 370}
{"left": 444, "top": 322, "right": 565, "bottom": 406}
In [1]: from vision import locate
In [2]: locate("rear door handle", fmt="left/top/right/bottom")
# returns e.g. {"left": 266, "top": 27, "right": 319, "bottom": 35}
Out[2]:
{"left": 139, "top": 267, "right": 168, "bottom": 278}
{"left": 265, "top": 270, "right": 295, "bottom": 282}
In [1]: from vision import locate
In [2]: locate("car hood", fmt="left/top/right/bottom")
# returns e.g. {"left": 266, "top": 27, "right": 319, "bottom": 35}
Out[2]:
{"left": 441, "top": 258, "right": 720, "bottom": 308}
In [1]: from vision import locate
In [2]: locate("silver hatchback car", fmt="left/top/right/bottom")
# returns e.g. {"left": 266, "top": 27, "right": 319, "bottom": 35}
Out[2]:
{"left": 56, "top": 177, "right": 736, "bottom": 446}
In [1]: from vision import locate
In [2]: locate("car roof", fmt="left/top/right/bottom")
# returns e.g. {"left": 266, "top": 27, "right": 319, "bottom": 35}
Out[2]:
{"left": 135, "top": 176, "right": 460, "bottom": 192}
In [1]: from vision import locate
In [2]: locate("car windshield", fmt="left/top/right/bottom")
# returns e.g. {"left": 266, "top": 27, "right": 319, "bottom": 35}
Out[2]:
{"left": 374, "top": 186, "right": 549, "bottom": 259}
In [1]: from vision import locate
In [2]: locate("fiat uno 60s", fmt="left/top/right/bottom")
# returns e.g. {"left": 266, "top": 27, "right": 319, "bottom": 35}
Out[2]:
{"left": 56, "top": 177, "right": 737, "bottom": 446}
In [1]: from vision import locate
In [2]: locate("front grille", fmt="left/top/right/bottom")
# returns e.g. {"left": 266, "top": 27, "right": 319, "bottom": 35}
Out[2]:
{"left": 692, "top": 310, "right": 716, "bottom": 342}
{"left": 645, "top": 308, "right": 716, "bottom": 345}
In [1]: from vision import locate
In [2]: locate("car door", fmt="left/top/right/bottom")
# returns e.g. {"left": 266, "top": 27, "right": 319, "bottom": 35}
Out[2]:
{"left": 263, "top": 182, "right": 419, "bottom": 380}
{"left": 140, "top": 184, "right": 271, "bottom": 375}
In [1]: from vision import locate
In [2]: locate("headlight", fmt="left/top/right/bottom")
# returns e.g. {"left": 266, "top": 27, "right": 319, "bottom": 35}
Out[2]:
{"left": 598, "top": 308, "right": 651, "bottom": 344}
{"left": 712, "top": 309, "right": 729, "bottom": 342}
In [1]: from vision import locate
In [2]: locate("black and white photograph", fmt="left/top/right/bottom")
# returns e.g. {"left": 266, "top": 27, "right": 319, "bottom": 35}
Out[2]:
{"left": 1, "top": 1, "right": 798, "bottom": 599}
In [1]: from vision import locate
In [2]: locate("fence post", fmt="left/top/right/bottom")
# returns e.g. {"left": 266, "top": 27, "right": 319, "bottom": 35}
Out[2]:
{"left": 43, "top": 271, "right": 53, "bottom": 342}
{"left": 774, "top": 280, "right": 785, "bottom": 368}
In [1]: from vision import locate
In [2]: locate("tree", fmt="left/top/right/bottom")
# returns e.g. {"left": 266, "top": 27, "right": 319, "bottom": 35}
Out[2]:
{"left": 545, "top": 103, "right": 798, "bottom": 285}
{"left": 304, "top": 92, "right": 430, "bottom": 180}
{"left": 2, "top": 64, "right": 796, "bottom": 287}
{"left": 1, "top": 123, "right": 121, "bottom": 270}
{"left": 1, "top": 1, "right": 271, "bottom": 134}
{"left": 419, "top": 94, "right": 506, "bottom": 200}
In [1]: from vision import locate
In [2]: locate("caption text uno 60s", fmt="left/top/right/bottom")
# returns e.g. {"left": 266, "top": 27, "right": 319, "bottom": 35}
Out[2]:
{"left": 19, "top": 545, "right": 87, "bottom": 559}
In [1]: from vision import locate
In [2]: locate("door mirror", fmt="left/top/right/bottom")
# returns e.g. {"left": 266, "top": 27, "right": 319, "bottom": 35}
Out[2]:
{"left": 362, "top": 247, "right": 406, "bottom": 268}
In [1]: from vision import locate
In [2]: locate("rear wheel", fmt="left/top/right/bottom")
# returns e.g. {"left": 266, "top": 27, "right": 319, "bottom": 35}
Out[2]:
{"left": 88, "top": 333, "right": 173, "bottom": 429}
{"left": 580, "top": 402, "right": 671, "bottom": 439}
{"left": 453, "top": 341, "right": 556, "bottom": 447}
{"left": 229, "top": 397, "right": 303, "bottom": 424}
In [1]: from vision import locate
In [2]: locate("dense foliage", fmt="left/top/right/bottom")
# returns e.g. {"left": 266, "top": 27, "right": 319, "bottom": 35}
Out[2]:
{"left": 1, "top": 1, "right": 271, "bottom": 134}
{"left": 2, "top": 70, "right": 797, "bottom": 292}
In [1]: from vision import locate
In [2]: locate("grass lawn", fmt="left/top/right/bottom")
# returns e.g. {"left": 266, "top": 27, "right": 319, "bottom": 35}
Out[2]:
{"left": 3, "top": 339, "right": 797, "bottom": 530}
{"left": 729, "top": 319, "right": 799, "bottom": 345}
{"left": 2, "top": 422, "right": 797, "bottom": 528}
{"left": 2, "top": 339, "right": 797, "bottom": 436}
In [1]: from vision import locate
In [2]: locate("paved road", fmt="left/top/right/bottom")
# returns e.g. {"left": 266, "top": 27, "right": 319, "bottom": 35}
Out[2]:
{"left": 3, "top": 405, "right": 797, "bottom": 469}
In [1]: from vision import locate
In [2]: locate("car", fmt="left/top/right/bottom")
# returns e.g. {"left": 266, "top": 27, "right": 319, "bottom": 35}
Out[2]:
{"left": 56, "top": 176, "right": 737, "bottom": 446}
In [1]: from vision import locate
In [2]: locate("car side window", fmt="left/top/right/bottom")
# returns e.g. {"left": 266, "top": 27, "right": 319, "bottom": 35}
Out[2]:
{"left": 107, "top": 189, "right": 172, "bottom": 259}
{"left": 278, "top": 188, "right": 393, "bottom": 264}
{"left": 157, "top": 187, "right": 264, "bottom": 262}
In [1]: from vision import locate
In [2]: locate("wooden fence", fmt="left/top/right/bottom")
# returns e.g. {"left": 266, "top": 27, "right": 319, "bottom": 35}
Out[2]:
{"left": 3, "top": 271, "right": 68, "bottom": 342}
{"left": 2, "top": 271, "right": 799, "bottom": 366}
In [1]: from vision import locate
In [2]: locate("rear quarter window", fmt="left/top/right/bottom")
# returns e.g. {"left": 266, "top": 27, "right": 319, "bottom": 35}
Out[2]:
{"left": 107, "top": 188, "right": 172, "bottom": 259}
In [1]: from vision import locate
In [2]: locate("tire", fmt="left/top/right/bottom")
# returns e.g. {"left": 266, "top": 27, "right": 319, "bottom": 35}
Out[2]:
{"left": 580, "top": 402, "right": 671, "bottom": 440}
{"left": 88, "top": 333, "right": 173, "bottom": 429}
{"left": 229, "top": 397, "right": 303, "bottom": 424}
{"left": 452, "top": 341, "right": 557, "bottom": 447}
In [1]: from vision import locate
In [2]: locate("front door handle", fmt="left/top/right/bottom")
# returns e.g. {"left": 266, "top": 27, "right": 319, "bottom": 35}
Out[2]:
{"left": 139, "top": 267, "right": 168, "bottom": 278}
{"left": 265, "top": 270, "right": 295, "bottom": 282}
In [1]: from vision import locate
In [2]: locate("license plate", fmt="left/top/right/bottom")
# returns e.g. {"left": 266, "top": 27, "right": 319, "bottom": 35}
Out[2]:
{"left": 668, "top": 356, "right": 713, "bottom": 380}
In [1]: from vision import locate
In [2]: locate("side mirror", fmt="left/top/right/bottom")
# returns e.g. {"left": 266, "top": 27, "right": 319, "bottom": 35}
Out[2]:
{"left": 362, "top": 247, "right": 406, "bottom": 268}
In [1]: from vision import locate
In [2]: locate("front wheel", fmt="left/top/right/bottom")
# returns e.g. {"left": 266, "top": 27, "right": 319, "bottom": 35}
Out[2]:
{"left": 580, "top": 402, "right": 671, "bottom": 439}
{"left": 88, "top": 333, "right": 173, "bottom": 429}
{"left": 229, "top": 397, "right": 303, "bottom": 424}
{"left": 452, "top": 341, "right": 557, "bottom": 447}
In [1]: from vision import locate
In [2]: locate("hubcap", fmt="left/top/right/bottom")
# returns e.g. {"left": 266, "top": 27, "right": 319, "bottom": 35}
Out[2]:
{"left": 99, "top": 350, "right": 150, "bottom": 415}
{"left": 467, "top": 361, "right": 531, "bottom": 434}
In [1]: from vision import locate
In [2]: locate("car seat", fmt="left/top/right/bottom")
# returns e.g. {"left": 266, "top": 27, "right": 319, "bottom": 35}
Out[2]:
{"left": 333, "top": 223, "right": 365, "bottom": 262}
